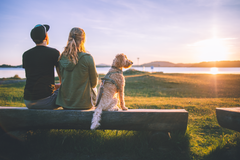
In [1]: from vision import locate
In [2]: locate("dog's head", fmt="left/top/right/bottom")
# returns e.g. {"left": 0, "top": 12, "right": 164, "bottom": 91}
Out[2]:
{"left": 112, "top": 53, "right": 133, "bottom": 69}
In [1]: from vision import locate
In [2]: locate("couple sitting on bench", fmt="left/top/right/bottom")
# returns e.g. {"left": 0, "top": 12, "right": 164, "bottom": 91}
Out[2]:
{"left": 23, "top": 24, "right": 98, "bottom": 110}
{"left": 8, "top": 24, "right": 188, "bottom": 132}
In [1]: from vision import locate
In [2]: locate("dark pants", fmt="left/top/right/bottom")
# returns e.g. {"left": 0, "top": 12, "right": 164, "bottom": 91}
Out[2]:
{"left": 24, "top": 89, "right": 59, "bottom": 109}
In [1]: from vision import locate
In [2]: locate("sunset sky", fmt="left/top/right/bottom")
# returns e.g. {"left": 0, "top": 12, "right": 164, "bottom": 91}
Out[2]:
{"left": 0, "top": 0, "right": 240, "bottom": 65}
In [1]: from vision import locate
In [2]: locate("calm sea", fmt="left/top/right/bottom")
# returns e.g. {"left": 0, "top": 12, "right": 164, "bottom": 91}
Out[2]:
{"left": 0, "top": 67, "right": 240, "bottom": 78}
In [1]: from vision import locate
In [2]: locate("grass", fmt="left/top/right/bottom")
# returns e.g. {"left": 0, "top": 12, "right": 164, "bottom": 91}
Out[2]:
{"left": 125, "top": 73, "right": 240, "bottom": 98}
{"left": 0, "top": 82, "right": 25, "bottom": 107}
{"left": 0, "top": 72, "right": 240, "bottom": 160}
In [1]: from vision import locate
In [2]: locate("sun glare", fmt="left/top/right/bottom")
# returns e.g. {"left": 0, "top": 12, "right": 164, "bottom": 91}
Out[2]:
{"left": 210, "top": 67, "right": 218, "bottom": 74}
{"left": 193, "top": 38, "right": 230, "bottom": 62}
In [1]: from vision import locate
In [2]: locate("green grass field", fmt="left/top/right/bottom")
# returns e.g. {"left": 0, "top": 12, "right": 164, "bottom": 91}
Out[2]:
{"left": 0, "top": 71, "right": 240, "bottom": 160}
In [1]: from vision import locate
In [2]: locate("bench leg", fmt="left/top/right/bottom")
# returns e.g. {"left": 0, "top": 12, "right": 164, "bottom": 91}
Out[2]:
{"left": 148, "top": 131, "right": 171, "bottom": 145}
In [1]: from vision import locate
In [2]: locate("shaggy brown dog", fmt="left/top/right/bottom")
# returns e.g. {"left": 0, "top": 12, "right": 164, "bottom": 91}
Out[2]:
{"left": 90, "top": 53, "right": 133, "bottom": 130}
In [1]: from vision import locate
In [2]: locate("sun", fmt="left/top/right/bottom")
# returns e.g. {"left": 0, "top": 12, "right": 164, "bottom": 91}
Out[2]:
{"left": 210, "top": 67, "right": 218, "bottom": 74}
{"left": 193, "top": 38, "right": 230, "bottom": 62}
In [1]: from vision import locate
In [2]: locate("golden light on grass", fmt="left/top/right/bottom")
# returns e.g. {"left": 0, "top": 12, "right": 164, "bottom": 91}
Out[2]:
{"left": 210, "top": 67, "right": 218, "bottom": 74}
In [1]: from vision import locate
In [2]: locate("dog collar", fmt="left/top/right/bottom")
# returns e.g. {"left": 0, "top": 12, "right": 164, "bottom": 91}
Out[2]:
{"left": 111, "top": 66, "right": 122, "bottom": 72}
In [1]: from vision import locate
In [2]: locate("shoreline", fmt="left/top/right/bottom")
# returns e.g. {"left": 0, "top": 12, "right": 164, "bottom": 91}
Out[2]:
{"left": 0, "top": 79, "right": 26, "bottom": 84}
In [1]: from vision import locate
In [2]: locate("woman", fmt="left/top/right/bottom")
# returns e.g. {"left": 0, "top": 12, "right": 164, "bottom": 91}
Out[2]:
{"left": 56, "top": 27, "right": 98, "bottom": 110}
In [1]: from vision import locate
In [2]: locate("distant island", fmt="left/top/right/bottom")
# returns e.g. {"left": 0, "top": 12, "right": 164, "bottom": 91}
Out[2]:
{"left": 1, "top": 60, "right": 240, "bottom": 68}
{"left": 96, "top": 64, "right": 111, "bottom": 67}
{"left": 97, "top": 61, "right": 240, "bottom": 68}
{"left": 140, "top": 60, "right": 240, "bottom": 68}
{"left": 0, "top": 64, "right": 22, "bottom": 68}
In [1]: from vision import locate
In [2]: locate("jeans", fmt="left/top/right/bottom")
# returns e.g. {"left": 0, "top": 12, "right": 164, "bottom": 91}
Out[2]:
{"left": 24, "top": 89, "right": 59, "bottom": 109}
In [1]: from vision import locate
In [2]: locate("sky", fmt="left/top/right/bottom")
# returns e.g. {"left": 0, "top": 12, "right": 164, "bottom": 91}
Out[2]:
{"left": 0, "top": 0, "right": 240, "bottom": 65}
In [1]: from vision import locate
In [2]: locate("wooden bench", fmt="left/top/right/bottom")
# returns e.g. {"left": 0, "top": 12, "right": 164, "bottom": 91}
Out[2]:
{"left": 0, "top": 107, "right": 188, "bottom": 134}
{"left": 216, "top": 107, "right": 240, "bottom": 132}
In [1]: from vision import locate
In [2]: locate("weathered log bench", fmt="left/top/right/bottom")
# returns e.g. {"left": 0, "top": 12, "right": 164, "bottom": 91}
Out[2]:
{"left": 216, "top": 107, "right": 240, "bottom": 132}
{"left": 0, "top": 107, "right": 188, "bottom": 135}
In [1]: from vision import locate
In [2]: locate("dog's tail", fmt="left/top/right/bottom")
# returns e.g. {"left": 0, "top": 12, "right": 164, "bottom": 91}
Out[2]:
{"left": 90, "top": 106, "right": 102, "bottom": 130}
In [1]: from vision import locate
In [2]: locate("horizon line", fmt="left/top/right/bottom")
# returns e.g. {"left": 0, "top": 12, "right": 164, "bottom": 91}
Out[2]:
{"left": 1, "top": 60, "right": 240, "bottom": 66}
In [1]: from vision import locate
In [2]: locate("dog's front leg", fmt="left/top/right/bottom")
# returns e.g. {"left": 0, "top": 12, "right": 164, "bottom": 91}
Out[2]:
{"left": 118, "top": 88, "right": 128, "bottom": 110}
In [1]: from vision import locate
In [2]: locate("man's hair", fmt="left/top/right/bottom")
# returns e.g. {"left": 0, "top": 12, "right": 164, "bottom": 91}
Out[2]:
{"left": 33, "top": 39, "right": 44, "bottom": 44}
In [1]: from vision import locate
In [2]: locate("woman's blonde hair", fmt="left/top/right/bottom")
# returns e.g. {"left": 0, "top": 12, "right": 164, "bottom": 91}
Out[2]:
{"left": 60, "top": 27, "right": 86, "bottom": 64}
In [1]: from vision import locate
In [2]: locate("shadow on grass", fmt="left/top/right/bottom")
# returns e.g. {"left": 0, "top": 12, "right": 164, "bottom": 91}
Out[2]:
{"left": 0, "top": 129, "right": 191, "bottom": 160}
{"left": 0, "top": 129, "right": 27, "bottom": 160}
{"left": 203, "top": 133, "right": 240, "bottom": 160}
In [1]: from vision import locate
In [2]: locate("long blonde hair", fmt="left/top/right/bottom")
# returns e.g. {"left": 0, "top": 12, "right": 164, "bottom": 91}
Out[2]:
{"left": 60, "top": 27, "right": 86, "bottom": 64}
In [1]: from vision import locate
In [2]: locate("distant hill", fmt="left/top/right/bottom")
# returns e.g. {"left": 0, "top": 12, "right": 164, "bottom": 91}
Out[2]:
{"left": 96, "top": 63, "right": 110, "bottom": 67}
{"left": 140, "top": 61, "right": 176, "bottom": 67}
{"left": 140, "top": 61, "right": 240, "bottom": 67}
{"left": 189, "top": 61, "right": 240, "bottom": 67}
{"left": 0, "top": 64, "right": 22, "bottom": 68}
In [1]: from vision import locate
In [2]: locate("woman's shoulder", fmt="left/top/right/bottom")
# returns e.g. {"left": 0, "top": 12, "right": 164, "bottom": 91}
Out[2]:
{"left": 78, "top": 52, "right": 93, "bottom": 60}
{"left": 78, "top": 52, "right": 89, "bottom": 56}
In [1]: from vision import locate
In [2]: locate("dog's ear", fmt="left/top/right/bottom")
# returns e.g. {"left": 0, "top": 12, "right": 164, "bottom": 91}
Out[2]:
{"left": 114, "top": 53, "right": 125, "bottom": 68}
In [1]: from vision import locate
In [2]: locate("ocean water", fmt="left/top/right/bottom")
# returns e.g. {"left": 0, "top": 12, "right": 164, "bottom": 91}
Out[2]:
{"left": 0, "top": 67, "right": 240, "bottom": 78}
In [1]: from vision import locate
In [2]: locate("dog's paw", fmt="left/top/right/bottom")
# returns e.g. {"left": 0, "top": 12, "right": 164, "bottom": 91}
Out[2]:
{"left": 108, "top": 106, "right": 119, "bottom": 111}
{"left": 121, "top": 106, "right": 128, "bottom": 110}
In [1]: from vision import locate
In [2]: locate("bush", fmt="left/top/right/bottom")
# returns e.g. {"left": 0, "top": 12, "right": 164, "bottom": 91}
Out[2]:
{"left": 13, "top": 74, "right": 21, "bottom": 79}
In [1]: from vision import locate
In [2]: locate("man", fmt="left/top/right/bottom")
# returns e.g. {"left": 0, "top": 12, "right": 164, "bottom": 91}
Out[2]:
{"left": 22, "top": 24, "right": 61, "bottom": 109}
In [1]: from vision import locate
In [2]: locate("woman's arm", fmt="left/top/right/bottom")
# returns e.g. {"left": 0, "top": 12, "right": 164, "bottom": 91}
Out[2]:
{"left": 56, "top": 65, "right": 62, "bottom": 84}
{"left": 88, "top": 55, "right": 98, "bottom": 88}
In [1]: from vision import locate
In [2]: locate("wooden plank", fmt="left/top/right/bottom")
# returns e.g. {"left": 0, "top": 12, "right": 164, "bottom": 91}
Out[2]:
{"left": 216, "top": 107, "right": 240, "bottom": 132}
{"left": 0, "top": 107, "right": 188, "bottom": 133}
